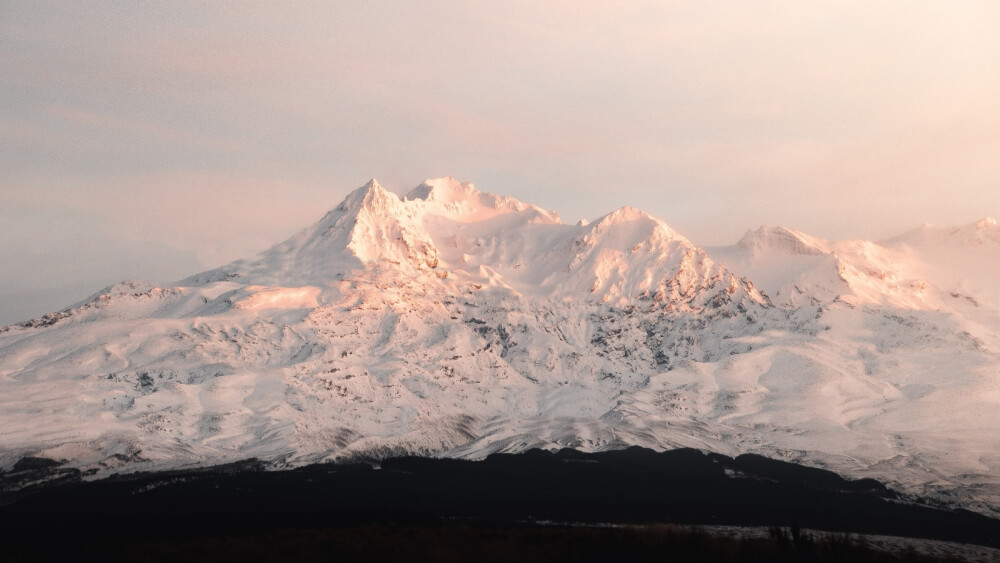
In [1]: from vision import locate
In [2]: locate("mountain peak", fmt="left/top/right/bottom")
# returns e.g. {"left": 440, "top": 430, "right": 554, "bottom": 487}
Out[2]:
{"left": 405, "top": 177, "right": 561, "bottom": 225}
{"left": 593, "top": 206, "right": 677, "bottom": 233}
{"left": 406, "top": 176, "right": 476, "bottom": 203}
{"left": 339, "top": 177, "right": 398, "bottom": 212}
{"left": 573, "top": 207, "right": 688, "bottom": 261}
{"left": 605, "top": 205, "right": 649, "bottom": 221}
{"left": 737, "top": 225, "right": 827, "bottom": 256}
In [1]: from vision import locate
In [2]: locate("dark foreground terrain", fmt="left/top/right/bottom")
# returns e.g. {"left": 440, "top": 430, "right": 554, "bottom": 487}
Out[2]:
{"left": 2, "top": 447, "right": 998, "bottom": 561}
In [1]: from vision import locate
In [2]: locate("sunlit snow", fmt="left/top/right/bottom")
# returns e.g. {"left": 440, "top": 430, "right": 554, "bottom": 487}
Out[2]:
{"left": 2, "top": 178, "right": 998, "bottom": 516}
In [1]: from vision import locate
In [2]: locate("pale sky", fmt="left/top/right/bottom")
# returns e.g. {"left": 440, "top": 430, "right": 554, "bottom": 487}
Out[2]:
{"left": 2, "top": 1, "right": 999, "bottom": 324}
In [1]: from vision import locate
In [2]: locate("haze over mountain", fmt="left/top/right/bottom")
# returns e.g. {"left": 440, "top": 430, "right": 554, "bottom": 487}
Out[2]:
{"left": 2, "top": 178, "right": 998, "bottom": 516}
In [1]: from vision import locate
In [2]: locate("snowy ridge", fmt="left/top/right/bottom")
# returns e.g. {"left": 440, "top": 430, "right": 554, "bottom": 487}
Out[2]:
{"left": 2, "top": 178, "right": 999, "bottom": 517}
{"left": 711, "top": 226, "right": 941, "bottom": 310}
{"left": 737, "top": 225, "right": 828, "bottom": 257}
{"left": 888, "top": 217, "right": 1000, "bottom": 248}
{"left": 880, "top": 217, "right": 1000, "bottom": 312}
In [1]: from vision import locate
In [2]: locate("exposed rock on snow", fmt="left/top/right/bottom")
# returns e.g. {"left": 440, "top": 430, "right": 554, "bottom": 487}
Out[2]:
{"left": 2, "top": 178, "right": 999, "bottom": 517}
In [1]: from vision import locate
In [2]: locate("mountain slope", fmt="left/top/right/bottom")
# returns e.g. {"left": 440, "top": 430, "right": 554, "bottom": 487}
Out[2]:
{"left": 882, "top": 218, "right": 1000, "bottom": 311}
{"left": 707, "top": 226, "right": 939, "bottom": 309}
{"left": 1, "top": 178, "right": 999, "bottom": 517}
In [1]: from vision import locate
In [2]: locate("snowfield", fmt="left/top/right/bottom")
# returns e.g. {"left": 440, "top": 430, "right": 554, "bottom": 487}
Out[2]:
{"left": 2, "top": 177, "right": 998, "bottom": 515}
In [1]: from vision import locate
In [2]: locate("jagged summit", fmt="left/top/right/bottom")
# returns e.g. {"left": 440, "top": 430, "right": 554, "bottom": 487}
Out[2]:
{"left": 182, "top": 178, "right": 424, "bottom": 285}
{"left": 339, "top": 178, "right": 392, "bottom": 209}
{"left": 178, "top": 178, "right": 762, "bottom": 308}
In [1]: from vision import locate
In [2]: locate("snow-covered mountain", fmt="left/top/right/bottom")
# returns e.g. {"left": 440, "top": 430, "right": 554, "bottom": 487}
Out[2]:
{"left": 2, "top": 178, "right": 998, "bottom": 515}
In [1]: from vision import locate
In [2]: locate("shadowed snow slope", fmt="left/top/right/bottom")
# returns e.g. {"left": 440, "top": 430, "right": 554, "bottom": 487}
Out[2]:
{"left": 2, "top": 178, "right": 999, "bottom": 517}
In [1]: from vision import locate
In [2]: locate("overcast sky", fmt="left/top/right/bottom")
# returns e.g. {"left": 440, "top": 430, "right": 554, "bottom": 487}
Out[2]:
{"left": 2, "top": 1, "right": 999, "bottom": 324}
